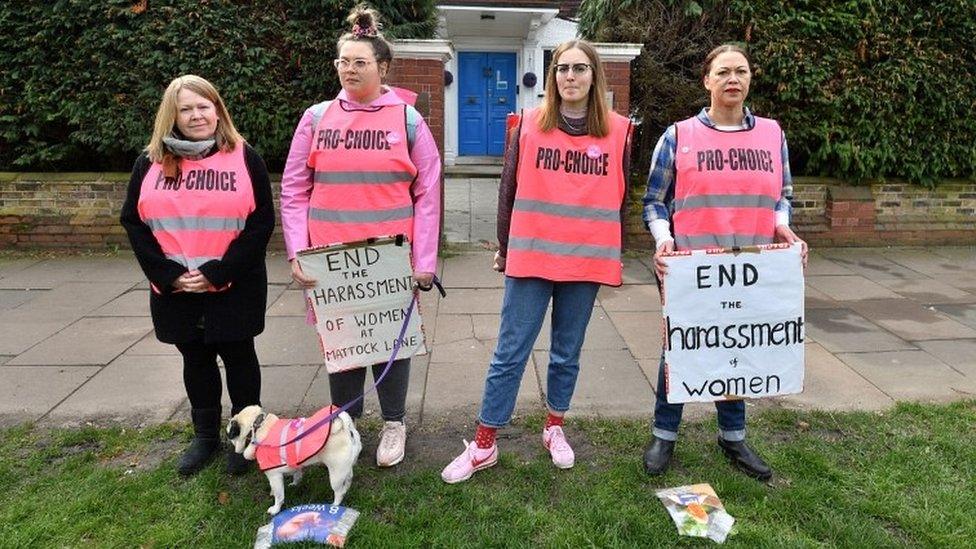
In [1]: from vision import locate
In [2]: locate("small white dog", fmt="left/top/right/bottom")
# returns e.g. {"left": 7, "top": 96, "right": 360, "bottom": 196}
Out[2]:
{"left": 227, "top": 405, "right": 362, "bottom": 515}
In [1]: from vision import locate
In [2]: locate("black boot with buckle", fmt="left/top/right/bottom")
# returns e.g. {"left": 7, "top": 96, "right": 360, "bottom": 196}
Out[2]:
{"left": 717, "top": 437, "right": 772, "bottom": 480}
{"left": 178, "top": 407, "right": 221, "bottom": 477}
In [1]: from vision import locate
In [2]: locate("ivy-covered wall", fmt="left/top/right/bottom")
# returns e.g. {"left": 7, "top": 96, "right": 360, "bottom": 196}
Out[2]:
{"left": 0, "top": 0, "right": 437, "bottom": 173}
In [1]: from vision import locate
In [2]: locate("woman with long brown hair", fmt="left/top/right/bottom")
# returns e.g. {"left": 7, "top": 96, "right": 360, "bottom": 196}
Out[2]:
{"left": 442, "top": 40, "right": 632, "bottom": 484}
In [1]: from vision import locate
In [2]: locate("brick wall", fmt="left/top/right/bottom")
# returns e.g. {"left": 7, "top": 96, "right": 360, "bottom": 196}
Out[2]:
{"left": 3, "top": 175, "right": 974, "bottom": 251}
{"left": 386, "top": 57, "right": 445, "bottom": 154}
{"left": 603, "top": 61, "right": 631, "bottom": 115}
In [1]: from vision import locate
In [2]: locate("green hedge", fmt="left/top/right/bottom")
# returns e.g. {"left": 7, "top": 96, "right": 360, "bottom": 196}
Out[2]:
{"left": 580, "top": 0, "right": 976, "bottom": 185}
{"left": 0, "top": 0, "right": 436, "bottom": 172}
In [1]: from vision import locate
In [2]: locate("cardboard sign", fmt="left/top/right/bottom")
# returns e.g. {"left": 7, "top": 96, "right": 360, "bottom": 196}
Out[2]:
{"left": 297, "top": 237, "right": 426, "bottom": 373}
{"left": 662, "top": 243, "right": 804, "bottom": 403}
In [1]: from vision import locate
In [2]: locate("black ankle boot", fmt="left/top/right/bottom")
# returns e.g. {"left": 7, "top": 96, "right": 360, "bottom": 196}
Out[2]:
{"left": 717, "top": 437, "right": 772, "bottom": 480}
{"left": 178, "top": 407, "right": 221, "bottom": 477}
{"left": 226, "top": 446, "right": 251, "bottom": 475}
{"left": 642, "top": 436, "right": 675, "bottom": 476}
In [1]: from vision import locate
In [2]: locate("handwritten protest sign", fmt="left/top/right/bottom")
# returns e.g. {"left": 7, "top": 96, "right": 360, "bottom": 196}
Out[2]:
{"left": 297, "top": 237, "right": 426, "bottom": 373}
{"left": 662, "top": 243, "right": 804, "bottom": 403}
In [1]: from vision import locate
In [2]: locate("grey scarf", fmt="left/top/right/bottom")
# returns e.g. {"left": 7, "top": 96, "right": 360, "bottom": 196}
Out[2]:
{"left": 162, "top": 134, "right": 215, "bottom": 159}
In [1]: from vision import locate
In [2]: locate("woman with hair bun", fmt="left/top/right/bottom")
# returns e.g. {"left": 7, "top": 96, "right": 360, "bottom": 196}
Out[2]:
{"left": 280, "top": 4, "right": 441, "bottom": 468}
{"left": 121, "top": 74, "right": 274, "bottom": 477}
{"left": 641, "top": 43, "right": 807, "bottom": 481}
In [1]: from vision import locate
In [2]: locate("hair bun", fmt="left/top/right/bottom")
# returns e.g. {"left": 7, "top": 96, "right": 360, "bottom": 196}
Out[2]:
{"left": 347, "top": 4, "right": 381, "bottom": 38}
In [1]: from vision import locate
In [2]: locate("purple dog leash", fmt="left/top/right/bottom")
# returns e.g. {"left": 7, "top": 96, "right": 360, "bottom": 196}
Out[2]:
{"left": 254, "top": 275, "right": 445, "bottom": 448}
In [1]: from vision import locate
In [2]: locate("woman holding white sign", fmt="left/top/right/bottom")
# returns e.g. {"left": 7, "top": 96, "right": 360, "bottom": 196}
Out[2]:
{"left": 279, "top": 5, "right": 441, "bottom": 468}
{"left": 441, "top": 40, "right": 632, "bottom": 483}
{"left": 640, "top": 44, "right": 808, "bottom": 480}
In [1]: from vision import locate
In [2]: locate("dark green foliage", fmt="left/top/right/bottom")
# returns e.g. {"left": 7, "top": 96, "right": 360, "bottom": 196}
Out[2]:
{"left": 0, "top": 0, "right": 436, "bottom": 172}
{"left": 579, "top": 0, "right": 976, "bottom": 184}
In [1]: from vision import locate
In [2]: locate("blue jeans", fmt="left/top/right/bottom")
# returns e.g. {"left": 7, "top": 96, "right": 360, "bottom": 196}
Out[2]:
{"left": 478, "top": 276, "right": 600, "bottom": 428}
{"left": 653, "top": 355, "right": 746, "bottom": 442}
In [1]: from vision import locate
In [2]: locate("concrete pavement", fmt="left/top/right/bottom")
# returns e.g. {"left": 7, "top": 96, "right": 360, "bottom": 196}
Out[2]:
{"left": 1, "top": 244, "right": 975, "bottom": 428}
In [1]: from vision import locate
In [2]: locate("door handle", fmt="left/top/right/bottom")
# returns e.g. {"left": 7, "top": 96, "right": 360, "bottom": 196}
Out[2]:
{"left": 466, "top": 96, "right": 478, "bottom": 104}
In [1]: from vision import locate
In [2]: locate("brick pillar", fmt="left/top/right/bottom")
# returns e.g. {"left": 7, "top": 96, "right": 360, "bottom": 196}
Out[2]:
{"left": 604, "top": 61, "right": 632, "bottom": 116}
{"left": 386, "top": 41, "right": 451, "bottom": 155}
{"left": 825, "top": 185, "right": 877, "bottom": 243}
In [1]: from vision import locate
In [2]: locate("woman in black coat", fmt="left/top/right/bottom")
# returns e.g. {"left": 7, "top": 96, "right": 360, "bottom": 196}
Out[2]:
{"left": 120, "top": 74, "right": 274, "bottom": 476}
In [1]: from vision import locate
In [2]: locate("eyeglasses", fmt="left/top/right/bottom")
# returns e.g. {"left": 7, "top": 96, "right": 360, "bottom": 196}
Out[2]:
{"left": 554, "top": 63, "right": 592, "bottom": 76}
{"left": 333, "top": 58, "right": 374, "bottom": 71}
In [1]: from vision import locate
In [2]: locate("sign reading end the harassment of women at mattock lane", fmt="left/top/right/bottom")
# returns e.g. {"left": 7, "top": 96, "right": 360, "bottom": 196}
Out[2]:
{"left": 662, "top": 243, "right": 804, "bottom": 404}
{"left": 297, "top": 237, "right": 426, "bottom": 373}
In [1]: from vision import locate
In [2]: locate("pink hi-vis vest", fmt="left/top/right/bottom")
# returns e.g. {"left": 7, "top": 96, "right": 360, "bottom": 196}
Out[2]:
{"left": 306, "top": 101, "right": 418, "bottom": 246}
{"left": 256, "top": 406, "right": 338, "bottom": 472}
{"left": 506, "top": 109, "right": 630, "bottom": 286}
{"left": 138, "top": 146, "right": 254, "bottom": 290}
{"left": 672, "top": 116, "right": 782, "bottom": 250}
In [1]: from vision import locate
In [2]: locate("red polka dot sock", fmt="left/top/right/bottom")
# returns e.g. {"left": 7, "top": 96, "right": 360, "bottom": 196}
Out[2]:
{"left": 545, "top": 412, "right": 564, "bottom": 430}
{"left": 474, "top": 424, "right": 497, "bottom": 449}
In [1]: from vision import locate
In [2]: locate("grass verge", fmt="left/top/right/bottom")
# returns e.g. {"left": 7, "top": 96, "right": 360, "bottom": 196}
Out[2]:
{"left": 1, "top": 401, "right": 973, "bottom": 547}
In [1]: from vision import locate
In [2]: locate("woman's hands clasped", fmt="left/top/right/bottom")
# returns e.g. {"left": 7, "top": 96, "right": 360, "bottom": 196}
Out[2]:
{"left": 173, "top": 270, "right": 213, "bottom": 293}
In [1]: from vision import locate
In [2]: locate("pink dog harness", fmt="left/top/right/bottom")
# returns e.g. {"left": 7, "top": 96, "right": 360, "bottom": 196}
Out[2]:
{"left": 256, "top": 406, "right": 338, "bottom": 471}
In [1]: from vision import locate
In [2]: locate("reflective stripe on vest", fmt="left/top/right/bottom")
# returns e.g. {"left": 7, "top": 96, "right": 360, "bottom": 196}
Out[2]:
{"left": 505, "top": 109, "right": 630, "bottom": 286}
{"left": 306, "top": 100, "right": 417, "bottom": 246}
{"left": 138, "top": 145, "right": 254, "bottom": 285}
{"left": 672, "top": 116, "right": 782, "bottom": 250}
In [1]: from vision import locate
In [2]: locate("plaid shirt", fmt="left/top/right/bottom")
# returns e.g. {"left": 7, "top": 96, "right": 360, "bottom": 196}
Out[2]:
{"left": 641, "top": 108, "right": 793, "bottom": 245}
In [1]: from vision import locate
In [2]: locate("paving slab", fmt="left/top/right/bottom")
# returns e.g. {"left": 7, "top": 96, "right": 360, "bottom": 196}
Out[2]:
{"left": 471, "top": 314, "right": 502, "bottom": 342}
{"left": 124, "top": 332, "right": 180, "bottom": 356}
{"left": 929, "top": 303, "right": 976, "bottom": 330}
{"left": 46, "top": 355, "right": 185, "bottom": 424}
{"left": 265, "top": 254, "right": 294, "bottom": 285}
{"left": 805, "top": 275, "right": 902, "bottom": 301}
{"left": 90, "top": 289, "right": 150, "bottom": 317}
{"left": 847, "top": 299, "right": 976, "bottom": 341}
{"left": 267, "top": 289, "right": 308, "bottom": 317}
{"left": 7, "top": 317, "right": 153, "bottom": 366}
{"left": 778, "top": 343, "right": 893, "bottom": 411}
{"left": 874, "top": 277, "right": 976, "bottom": 304}
{"left": 219, "top": 364, "right": 319, "bottom": 418}
{"left": 0, "top": 366, "right": 99, "bottom": 426}
{"left": 804, "top": 308, "right": 916, "bottom": 353}
{"left": 606, "top": 310, "right": 663, "bottom": 360}
{"left": 931, "top": 273, "right": 976, "bottom": 294}
{"left": 804, "top": 253, "right": 855, "bottom": 276}
{"left": 818, "top": 249, "right": 921, "bottom": 280}
{"left": 0, "top": 320, "right": 71, "bottom": 355}
{"left": 882, "top": 248, "right": 973, "bottom": 277}
{"left": 0, "top": 258, "right": 42, "bottom": 280}
{"left": 437, "top": 288, "right": 504, "bottom": 314}
{"left": 836, "top": 350, "right": 976, "bottom": 402}
{"left": 432, "top": 314, "right": 475, "bottom": 345}
{"left": 0, "top": 281, "right": 133, "bottom": 323}
{"left": 423, "top": 354, "right": 541, "bottom": 416}
{"left": 541, "top": 349, "right": 653, "bottom": 417}
{"left": 597, "top": 284, "right": 662, "bottom": 312}
{"left": 443, "top": 213, "right": 470, "bottom": 242}
{"left": 255, "top": 316, "right": 325, "bottom": 366}
{"left": 914, "top": 339, "right": 976, "bottom": 378}
{"left": 441, "top": 252, "right": 505, "bottom": 288}
{"left": 0, "top": 289, "right": 43, "bottom": 310}
{"left": 635, "top": 358, "right": 661, "bottom": 392}
{"left": 0, "top": 258, "right": 144, "bottom": 289}
{"left": 929, "top": 246, "right": 976, "bottom": 266}
{"left": 428, "top": 336, "right": 494, "bottom": 365}
{"left": 621, "top": 257, "right": 656, "bottom": 285}
{"left": 804, "top": 286, "right": 837, "bottom": 309}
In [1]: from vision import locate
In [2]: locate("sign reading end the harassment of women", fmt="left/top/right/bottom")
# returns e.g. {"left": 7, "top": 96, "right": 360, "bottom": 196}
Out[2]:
{"left": 662, "top": 243, "right": 804, "bottom": 404}
{"left": 297, "top": 237, "right": 426, "bottom": 373}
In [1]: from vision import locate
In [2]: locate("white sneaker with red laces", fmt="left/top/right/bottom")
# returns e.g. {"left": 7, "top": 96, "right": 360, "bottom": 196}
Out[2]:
{"left": 440, "top": 439, "right": 498, "bottom": 484}
{"left": 543, "top": 425, "right": 575, "bottom": 469}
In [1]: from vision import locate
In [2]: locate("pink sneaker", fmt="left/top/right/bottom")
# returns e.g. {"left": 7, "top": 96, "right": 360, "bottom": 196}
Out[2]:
{"left": 441, "top": 439, "right": 498, "bottom": 484}
{"left": 543, "top": 425, "right": 575, "bottom": 469}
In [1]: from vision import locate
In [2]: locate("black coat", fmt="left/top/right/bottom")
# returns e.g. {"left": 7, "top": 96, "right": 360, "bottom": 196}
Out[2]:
{"left": 120, "top": 143, "right": 275, "bottom": 344}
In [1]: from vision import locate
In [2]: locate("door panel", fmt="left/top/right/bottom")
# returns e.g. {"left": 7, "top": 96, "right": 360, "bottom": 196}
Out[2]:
{"left": 457, "top": 52, "right": 517, "bottom": 157}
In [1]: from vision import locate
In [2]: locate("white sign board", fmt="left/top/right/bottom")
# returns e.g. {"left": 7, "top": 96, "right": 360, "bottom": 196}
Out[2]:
{"left": 662, "top": 243, "right": 804, "bottom": 403}
{"left": 297, "top": 238, "right": 426, "bottom": 373}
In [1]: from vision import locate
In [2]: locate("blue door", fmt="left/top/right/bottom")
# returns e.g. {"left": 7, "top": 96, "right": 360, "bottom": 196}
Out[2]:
{"left": 458, "top": 52, "right": 517, "bottom": 156}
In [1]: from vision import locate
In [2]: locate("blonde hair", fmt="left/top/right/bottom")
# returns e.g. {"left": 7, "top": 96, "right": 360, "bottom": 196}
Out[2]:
{"left": 538, "top": 40, "right": 611, "bottom": 138}
{"left": 145, "top": 74, "right": 243, "bottom": 164}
